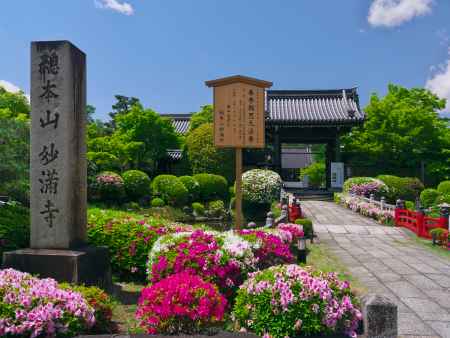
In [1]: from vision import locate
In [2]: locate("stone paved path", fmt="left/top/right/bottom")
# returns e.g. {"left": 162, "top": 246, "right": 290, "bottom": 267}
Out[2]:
{"left": 302, "top": 201, "right": 450, "bottom": 338}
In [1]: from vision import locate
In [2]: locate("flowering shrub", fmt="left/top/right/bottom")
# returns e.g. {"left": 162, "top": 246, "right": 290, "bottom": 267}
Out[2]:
{"left": 59, "top": 283, "right": 117, "bottom": 334}
{"left": 136, "top": 272, "right": 227, "bottom": 334}
{"left": 87, "top": 208, "right": 192, "bottom": 281}
{"left": 238, "top": 229, "right": 295, "bottom": 269}
{"left": 147, "top": 230, "right": 255, "bottom": 296}
{"left": 348, "top": 180, "right": 387, "bottom": 198}
{"left": 94, "top": 171, "right": 125, "bottom": 201}
{"left": 242, "top": 169, "right": 282, "bottom": 204}
{"left": 232, "top": 265, "right": 362, "bottom": 338}
{"left": 0, "top": 269, "right": 95, "bottom": 338}
{"left": 336, "top": 194, "right": 394, "bottom": 225}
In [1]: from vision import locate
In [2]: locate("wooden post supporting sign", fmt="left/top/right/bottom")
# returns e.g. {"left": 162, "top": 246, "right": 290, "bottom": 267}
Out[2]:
{"left": 205, "top": 75, "right": 272, "bottom": 229}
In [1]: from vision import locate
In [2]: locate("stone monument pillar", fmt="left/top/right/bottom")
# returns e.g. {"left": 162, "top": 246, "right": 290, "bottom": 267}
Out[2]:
{"left": 2, "top": 41, "right": 111, "bottom": 291}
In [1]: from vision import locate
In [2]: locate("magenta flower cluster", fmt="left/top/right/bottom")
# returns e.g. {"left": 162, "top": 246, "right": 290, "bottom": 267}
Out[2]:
{"left": 233, "top": 265, "right": 362, "bottom": 338}
{"left": 276, "top": 223, "right": 305, "bottom": 244}
{"left": 136, "top": 272, "right": 227, "bottom": 334}
{"left": 238, "top": 229, "right": 295, "bottom": 269}
{"left": 149, "top": 230, "right": 243, "bottom": 296}
{"left": 0, "top": 268, "right": 95, "bottom": 338}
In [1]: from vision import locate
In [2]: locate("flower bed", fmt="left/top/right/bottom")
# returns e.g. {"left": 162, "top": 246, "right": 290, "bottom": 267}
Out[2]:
{"left": 335, "top": 194, "right": 394, "bottom": 225}
{"left": 0, "top": 269, "right": 95, "bottom": 338}
{"left": 232, "top": 265, "right": 362, "bottom": 338}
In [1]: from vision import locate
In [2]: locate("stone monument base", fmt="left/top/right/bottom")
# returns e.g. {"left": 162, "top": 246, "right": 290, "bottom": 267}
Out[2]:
{"left": 2, "top": 246, "right": 112, "bottom": 292}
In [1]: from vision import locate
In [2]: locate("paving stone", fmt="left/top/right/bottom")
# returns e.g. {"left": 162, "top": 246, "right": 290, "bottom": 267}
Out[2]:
{"left": 425, "top": 321, "right": 450, "bottom": 338}
{"left": 427, "top": 274, "right": 450, "bottom": 288}
{"left": 326, "top": 225, "right": 348, "bottom": 234}
{"left": 398, "top": 313, "right": 439, "bottom": 336}
{"left": 385, "top": 281, "right": 427, "bottom": 299}
{"left": 406, "top": 264, "right": 441, "bottom": 274}
{"left": 404, "top": 274, "right": 443, "bottom": 291}
{"left": 402, "top": 298, "right": 445, "bottom": 314}
{"left": 423, "top": 290, "right": 450, "bottom": 309}
{"left": 363, "top": 261, "right": 393, "bottom": 273}
{"left": 377, "top": 272, "right": 404, "bottom": 282}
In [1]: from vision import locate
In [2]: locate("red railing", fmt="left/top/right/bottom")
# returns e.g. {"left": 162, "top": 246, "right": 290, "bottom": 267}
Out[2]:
{"left": 395, "top": 208, "right": 448, "bottom": 239}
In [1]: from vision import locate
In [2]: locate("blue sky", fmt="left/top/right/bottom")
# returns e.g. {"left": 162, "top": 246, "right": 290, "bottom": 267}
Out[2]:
{"left": 1, "top": 0, "right": 450, "bottom": 120}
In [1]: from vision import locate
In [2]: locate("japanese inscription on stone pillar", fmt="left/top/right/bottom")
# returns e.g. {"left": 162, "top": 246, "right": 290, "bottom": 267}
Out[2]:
{"left": 30, "top": 41, "right": 87, "bottom": 249}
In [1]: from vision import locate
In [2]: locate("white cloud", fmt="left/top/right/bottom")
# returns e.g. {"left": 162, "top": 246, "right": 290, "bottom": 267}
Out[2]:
{"left": 94, "top": 0, "right": 134, "bottom": 16}
{"left": 426, "top": 60, "right": 450, "bottom": 112}
{"left": 0, "top": 80, "right": 22, "bottom": 93}
{"left": 368, "top": 0, "right": 433, "bottom": 28}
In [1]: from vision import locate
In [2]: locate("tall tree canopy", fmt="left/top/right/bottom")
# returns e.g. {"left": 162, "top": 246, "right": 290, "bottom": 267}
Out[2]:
{"left": 342, "top": 84, "right": 450, "bottom": 183}
{"left": 189, "top": 105, "right": 213, "bottom": 131}
{"left": 0, "top": 86, "right": 30, "bottom": 120}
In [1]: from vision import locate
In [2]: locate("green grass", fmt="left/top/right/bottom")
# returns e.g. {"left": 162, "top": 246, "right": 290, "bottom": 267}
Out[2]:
{"left": 305, "top": 242, "right": 367, "bottom": 296}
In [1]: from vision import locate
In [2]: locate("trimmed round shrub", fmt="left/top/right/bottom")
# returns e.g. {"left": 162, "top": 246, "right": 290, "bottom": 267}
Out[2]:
{"left": 0, "top": 269, "right": 95, "bottom": 337}
{"left": 193, "top": 173, "right": 228, "bottom": 202}
{"left": 122, "top": 170, "right": 151, "bottom": 200}
{"left": 94, "top": 171, "right": 125, "bottom": 202}
{"left": 208, "top": 200, "right": 226, "bottom": 218}
{"left": 192, "top": 202, "right": 205, "bottom": 216}
{"left": 405, "top": 200, "right": 415, "bottom": 210}
{"left": 136, "top": 272, "right": 227, "bottom": 334}
{"left": 233, "top": 265, "right": 362, "bottom": 338}
{"left": 435, "top": 194, "right": 450, "bottom": 205}
{"left": 420, "top": 188, "right": 441, "bottom": 208}
{"left": 152, "top": 175, "right": 188, "bottom": 207}
{"left": 437, "top": 180, "right": 450, "bottom": 195}
{"left": 59, "top": 283, "right": 117, "bottom": 334}
{"left": 242, "top": 169, "right": 282, "bottom": 204}
{"left": 179, "top": 175, "right": 200, "bottom": 202}
{"left": 377, "top": 175, "right": 424, "bottom": 202}
{"left": 151, "top": 197, "right": 165, "bottom": 207}
{"left": 295, "top": 218, "right": 313, "bottom": 238}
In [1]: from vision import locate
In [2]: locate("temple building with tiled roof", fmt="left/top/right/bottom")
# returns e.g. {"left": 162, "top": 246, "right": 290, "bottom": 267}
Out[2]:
{"left": 164, "top": 87, "right": 365, "bottom": 191}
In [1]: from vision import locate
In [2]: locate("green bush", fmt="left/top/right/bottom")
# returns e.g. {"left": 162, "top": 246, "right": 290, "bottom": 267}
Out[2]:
{"left": 151, "top": 197, "right": 165, "bottom": 207}
{"left": 435, "top": 194, "right": 450, "bottom": 205}
{"left": 243, "top": 200, "right": 270, "bottom": 223}
{"left": 420, "top": 188, "right": 441, "bottom": 208}
{"left": 179, "top": 176, "right": 200, "bottom": 202}
{"left": 94, "top": 171, "right": 125, "bottom": 202}
{"left": 87, "top": 208, "right": 192, "bottom": 281}
{"left": 299, "top": 161, "right": 326, "bottom": 189}
{"left": 405, "top": 200, "right": 415, "bottom": 210}
{"left": 295, "top": 218, "right": 313, "bottom": 238}
{"left": 0, "top": 204, "right": 30, "bottom": 257}
{"left": 377, "top": 175, "right": 424, "bottom": 202}
{"left": 437, "top": 180, "right": 450, "bottom": 195}
{"left": 122, "top": 170, "right": 151, "bottom": 200}
{"left": 87, "top": 151, "right": 121, "bottom": 172}
{"left": 193, "top": 173, "right": 228, "bottom": 202}
{"left": 59, "top": 283, "right": 118, "bottom": 334}
{"left": 208, "top": 200, "right": 226, "bottom": 218}
{"left": 152, "top": 175, "right": 188, "bottom": 207}
{"left": 123, "top": 201, "right": 141, "bottom": 210}
{"left": 192, "top": 202, "right": 205, "bottom": 216}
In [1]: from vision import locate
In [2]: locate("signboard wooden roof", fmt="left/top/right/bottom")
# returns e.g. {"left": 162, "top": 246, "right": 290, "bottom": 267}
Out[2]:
{"left": 205, "top": 75, "right": 272, "bottom": 149}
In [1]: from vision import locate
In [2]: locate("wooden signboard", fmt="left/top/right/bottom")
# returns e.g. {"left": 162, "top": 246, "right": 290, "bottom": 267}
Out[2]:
{"left": 206, "top": 75, "right": 272, "bottom": 229}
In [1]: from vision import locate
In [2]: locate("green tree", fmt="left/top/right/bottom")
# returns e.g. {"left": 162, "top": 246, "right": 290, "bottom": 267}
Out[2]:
{"left": 0, "top": 86, "right": 30, "bottom": 120}
{"left": 189, "top": 105, "right": 213, "bottom": 131}
{"left": 299, "top": 161, "right": 325, "bottom": 188}
{"left": 106, "top": 95, "right": 141, "bottom": 129}
{"left": 185, "top": 123, "right": 234, "bottom": 182}
{"left": 342, "top": 84, "right": 450, "bottom": 184}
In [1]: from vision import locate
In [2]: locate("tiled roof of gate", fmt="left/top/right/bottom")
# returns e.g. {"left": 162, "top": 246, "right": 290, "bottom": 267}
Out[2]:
{"left": 164, "top": 113, "right": 191, "bottom": 134}
{"left": 267, "top": 88, "right": 364, "bottom": 125}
